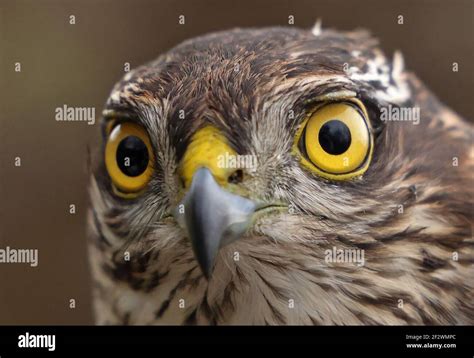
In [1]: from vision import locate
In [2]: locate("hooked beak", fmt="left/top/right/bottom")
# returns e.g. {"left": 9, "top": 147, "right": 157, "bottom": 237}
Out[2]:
{"left": 173, "top": 168, "right": 256, "bottom": 277}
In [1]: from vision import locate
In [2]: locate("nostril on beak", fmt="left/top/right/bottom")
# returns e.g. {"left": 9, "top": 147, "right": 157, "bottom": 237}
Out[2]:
{"left": 179, "top": 176, "right": 186, "bottom": 189}
{"left": 227, "top": 169, "right": 244, "bottom": 184}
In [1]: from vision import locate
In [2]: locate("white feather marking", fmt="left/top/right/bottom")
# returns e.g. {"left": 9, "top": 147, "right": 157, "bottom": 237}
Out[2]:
{"left": 348, "top": 49, "right": 410, "bottom": 104}
{"left": 110, "top": 90, "right": 121, "bottom": 102}
{"left": 387, "top": 50, "right": 410, "bottom": 103}
{"left": 392, "top": 50, "right": 405, "bottom": 83}
{"left": 311, "top": 18, "right": 322, "bottom": 36}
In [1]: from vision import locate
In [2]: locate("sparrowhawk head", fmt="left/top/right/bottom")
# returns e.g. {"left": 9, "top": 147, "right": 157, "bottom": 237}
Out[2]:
{"left": 88, "top": 25, "right": 473, "bottom": 325}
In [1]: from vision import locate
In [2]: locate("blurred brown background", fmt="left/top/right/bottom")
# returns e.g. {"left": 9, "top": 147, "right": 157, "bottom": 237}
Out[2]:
{"left": 0, "top": 0, "right": 472, "bottom": 325}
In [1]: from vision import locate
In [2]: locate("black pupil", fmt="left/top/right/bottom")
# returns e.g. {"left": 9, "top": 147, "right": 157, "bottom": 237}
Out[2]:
{"left": 318, "top": 119, "right": 352, "bottom": 155}
{"left": 116, "top": 136, "right": 149, "bottom": 177}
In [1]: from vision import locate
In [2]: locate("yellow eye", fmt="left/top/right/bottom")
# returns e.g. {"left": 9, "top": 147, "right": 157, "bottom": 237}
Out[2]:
{"left": 294, "top": 100, "right": 373, "bottom": 180}
{"left": 105, "top": 122, "right": 153, "bottom": 195}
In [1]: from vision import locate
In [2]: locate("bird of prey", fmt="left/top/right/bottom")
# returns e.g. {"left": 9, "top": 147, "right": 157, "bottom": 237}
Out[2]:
{"left": 88, "top": 24, "right": 473, "bottom": 325}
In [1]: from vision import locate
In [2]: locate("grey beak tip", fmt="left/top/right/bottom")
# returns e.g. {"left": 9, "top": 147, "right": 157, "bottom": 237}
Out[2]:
{"left": 192, "top": 242, "right": 217, "bottom": 279}
{"left": 201, "top": 266, "right": 212, "bottom": 280}
{"left": 174, "top": 167, "right": 256, "bottom": 278}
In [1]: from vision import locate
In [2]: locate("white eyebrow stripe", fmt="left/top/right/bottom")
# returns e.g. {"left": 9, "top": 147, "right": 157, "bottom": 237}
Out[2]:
{"left": 314, "top": 90, "right": 358, "bottom": 102}
{"left": 271, "top": 74, "right": 353, "bottom": 95}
